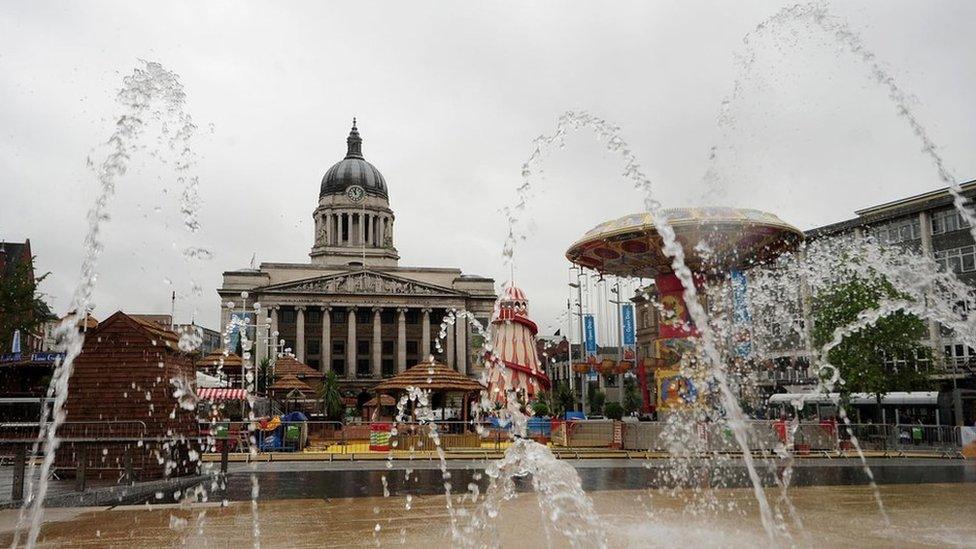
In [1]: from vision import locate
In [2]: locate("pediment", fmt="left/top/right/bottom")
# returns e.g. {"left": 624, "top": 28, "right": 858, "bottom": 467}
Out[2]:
{"left": 261, "top": 269, "right": 463, "bottom": 297}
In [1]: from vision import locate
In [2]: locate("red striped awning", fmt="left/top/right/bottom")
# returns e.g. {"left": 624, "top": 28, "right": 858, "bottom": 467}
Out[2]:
{"left": 197, "top": 388, "right": 248, "bottom": 401}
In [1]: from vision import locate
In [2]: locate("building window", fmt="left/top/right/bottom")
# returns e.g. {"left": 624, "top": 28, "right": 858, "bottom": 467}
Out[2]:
{"left": 406, "top": 310, "right": 419, "bottom": 324}
{"left": 406, "top": 340, "right": 419, "bottom": 355}
{"left": 333, "top": 311, "right": 347, "bottom": 323}
{"left": 281, "top": 309, "right": 296, "bottom": 323}
{"left": 381, "top": 310, "right": 395, "bottom": 324}
{"left": 382, "top": 340, "right": 395, "bottom": 355}
{"left": 931, "top": 208, "right": 972, "bottom": 235}
{"left": 308, "top": 340, "right": 321, "bottom": 355}
{"left": 332, "top": 359, "right": 345, "bottom": 375}
{"left": 945, "top": 343, "right": 976, "bottom": 368}
{"left": 382, "top": 358, "right": 395, "bottom": 377}
{"left": 356, "top": 310, "right": 371, "bottom": 324}
{"left": 935, "top": 245, "right": 976, "bottom": 274}
{"left": 871, "top": 218, "right": 920, "bottom": 245}
{"left": 307, "top": 359, "right": 319, "bottom": 369}
{"left": 356, "top": 359, "right": 371, "bottom": 377}
{"left": 357, "top": 339, "right": 370, "bottom": 355}
{"left": 307, "top": 310, "right": 321, "bottom": 324}
{"left": 332, "top": 340, "right": 345, "bottom": 355}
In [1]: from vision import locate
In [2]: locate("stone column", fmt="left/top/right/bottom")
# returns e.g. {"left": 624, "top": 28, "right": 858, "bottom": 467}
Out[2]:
{"left": 270, "top": 306, "right": 280, "bottom": 357}
{"left": 397, "top": 308, "right": 407, "bottom": 372}
{"left": 356, "top": 212, "right": 366, "bottom": 246}
{"left": 346, "top": 306, "right": 357, "bottom": 380}
{"left": 256, "top": 305, "right": 269, "bottom": 365}
{"left": 445, "top": 311, "right": 455, "bottom": 369}
{"left": 372, "top": 307, "right": 382, "bottom": 378}
{"left": 421, "top": 308, "right": 431, "bottom": 361}
{"left": 321, "top": 306, "right": 331, "bottom": 373}
{"left": 295, "top": 306, "right": 306, "bottom": 362}
{"left": 455, "top": 314, "right": 468, "bottom": 375}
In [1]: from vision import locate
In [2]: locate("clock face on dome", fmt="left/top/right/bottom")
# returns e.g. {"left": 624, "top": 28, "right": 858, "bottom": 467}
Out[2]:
{"left": 346, "top": 185, "right": 366, "bottom": 202}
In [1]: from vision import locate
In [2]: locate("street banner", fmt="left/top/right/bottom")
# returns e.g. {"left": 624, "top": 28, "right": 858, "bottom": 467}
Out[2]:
{"left": 730, "top": 270, "right": 752, "bottom": 358}
{"left": 229, "top": 312, "right": 255, "bottom": 353}
{"left": 583, "top": 314, "right": 597, "bottom": 356}
{"left": 621, "top": 304, "right": 636, "bottom": 346}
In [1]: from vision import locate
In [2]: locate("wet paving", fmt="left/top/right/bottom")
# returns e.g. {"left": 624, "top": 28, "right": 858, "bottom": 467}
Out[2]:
{"left": 208, "top": 458, "right": 976, "bottom": 502}
{"left": 0, "top": 481, "right": 973, "bottom": 547}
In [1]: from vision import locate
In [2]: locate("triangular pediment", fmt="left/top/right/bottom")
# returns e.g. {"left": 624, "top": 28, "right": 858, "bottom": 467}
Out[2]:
{"left": 260, "top": 269, "right": 464, "bottom": 297}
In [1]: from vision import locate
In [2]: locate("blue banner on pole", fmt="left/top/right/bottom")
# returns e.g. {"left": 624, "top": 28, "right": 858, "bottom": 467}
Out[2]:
{"left": 730, "top": 270, "right": 752, "bottom": 358}
{"left": 583, "top": 314, "right": 597, "bottom": 356}
{"left": 621, "top": 304, "right": 636, "bottom": 346}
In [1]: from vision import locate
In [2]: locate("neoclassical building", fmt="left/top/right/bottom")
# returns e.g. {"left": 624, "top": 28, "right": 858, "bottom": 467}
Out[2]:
{"left": 218, "top": 121, "right": 496, "bottom": 392}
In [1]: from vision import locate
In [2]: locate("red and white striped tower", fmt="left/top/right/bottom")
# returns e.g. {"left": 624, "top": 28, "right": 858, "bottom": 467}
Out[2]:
{"left": 485, "top": 285, "right": 551, "bottom": 405}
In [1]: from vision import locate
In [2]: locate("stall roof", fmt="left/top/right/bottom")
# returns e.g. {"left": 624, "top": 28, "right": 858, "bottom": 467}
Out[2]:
{"left": 768, "top": 391, "right": 939, "bottom": 406}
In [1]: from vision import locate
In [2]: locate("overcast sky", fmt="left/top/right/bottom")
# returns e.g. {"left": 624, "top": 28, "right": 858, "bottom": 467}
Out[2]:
{"left": 1, "top": 0, "right": 974, "bottom": 341}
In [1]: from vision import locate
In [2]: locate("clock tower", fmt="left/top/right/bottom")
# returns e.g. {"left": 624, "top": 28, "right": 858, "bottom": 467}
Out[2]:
{"left": 310, "top": 120, "right": 400, "bottom": 267}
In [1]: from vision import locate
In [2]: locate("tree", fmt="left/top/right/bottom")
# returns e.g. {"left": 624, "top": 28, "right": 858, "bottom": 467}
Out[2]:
{"left": 530, "top": 399, "right": 550, "bottom": 417}
{"left": 551, "top": 381, "right": 578, "bottom": 418}
{"left": 604, "top": 402, "right": 624, "bottom": 420}
{"left": 257, "top": 358, "right": 273, "bottom": 394}
{"left": 622, "top": 376, "right": 642, "bottom": 416}
{"left": 588, "top": 387, "right": 606, "bottom": 415}
{"left": 318, "top": 371, "right": 345, "bottom": 421}
{"left": 0, "top": 256, "right": 51, "bottom": 351}
{"left": 811, "top": 273, "right": 933, "bottom": 420}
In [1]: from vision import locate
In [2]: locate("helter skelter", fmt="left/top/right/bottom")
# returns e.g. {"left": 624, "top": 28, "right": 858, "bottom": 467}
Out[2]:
{"left": 484, "top": 285, "right": 552, "bottom": 409}
{"left": 565, "top": 207, "right": 803, "bottom": 414}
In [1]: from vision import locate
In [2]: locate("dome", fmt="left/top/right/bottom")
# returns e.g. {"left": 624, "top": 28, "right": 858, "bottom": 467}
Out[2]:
{"left": 320, "top": 119, "right": 388, "bottom": 199}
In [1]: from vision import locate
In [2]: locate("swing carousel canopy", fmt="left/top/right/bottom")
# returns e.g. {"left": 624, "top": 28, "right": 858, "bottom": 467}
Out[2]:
{"left": 565, "top": 207, "right": 803, "bottom": 278}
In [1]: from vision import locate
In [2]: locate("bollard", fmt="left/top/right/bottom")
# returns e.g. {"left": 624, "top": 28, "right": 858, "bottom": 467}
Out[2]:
{"left": 76, "top": 454, "right": 87, "bottom": 492}
{"left": 124, "top": 447, "right": 135, "bottom": 485}
{"left": 11, "top": 444, "right": 26, "bottom": 502}
{"left": 220, "top": 442, "right": 229, "bottom": 474}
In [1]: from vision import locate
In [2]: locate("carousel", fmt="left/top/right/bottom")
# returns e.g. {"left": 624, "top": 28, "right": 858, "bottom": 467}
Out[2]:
{"left": 565, "top": 206, "right": 803, "bottom": 414}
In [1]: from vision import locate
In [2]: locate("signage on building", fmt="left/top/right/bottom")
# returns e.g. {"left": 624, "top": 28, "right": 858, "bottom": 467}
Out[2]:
{"left": 583, "top": 314, "right": 597, "bottom": 356}
{"left": 32, "top": 352, "right": 65, "bottom": 363}
{"left": 0, "top": 353, "right": 22, "bottom": 363}
{"left": 621, "top": 304, "right": 636, "bottom": 346}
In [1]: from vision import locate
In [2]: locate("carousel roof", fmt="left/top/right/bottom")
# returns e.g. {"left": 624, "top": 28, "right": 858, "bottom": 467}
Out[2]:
{"left": 565, "top": 207, "right": 803, "bottom": 278}
{"left": 274, "top": 355, "right": 324, "bottom": 378}
{"left": 196, "top": 351, "right": 243, "bottom": 368}
{"left": 373, "top": 362, "right": 486, "bottom": 394}
{"left": 363, "top": 394, "right": 397, "bottom": 407}
{"left": 270, "top": 373, "right": 315, "bottom": 393}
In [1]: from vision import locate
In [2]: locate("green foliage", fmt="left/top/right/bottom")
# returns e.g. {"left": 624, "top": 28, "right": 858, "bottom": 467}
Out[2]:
{"left": 550, "top": 381, "right": 577, "bottom": 418}
{"left": 318, "top": 371, "right": 345, "bottom": 420}
{"left": 589, "top": 387, "right": 606, "bottom": 415}
{"left": 811, "top": 273, "right": 933, "bottom": 402}
{"left": 530, "top": 399, "right": 550, "bottom": 417}
{"left": 257, "top": 358, "right": 272, "bottom": 393}
{"left": 604, "top": 401, "right": 624, "bottom": 420}
{"left": 622, "top": 376, "right": 642, "bottom": 416}
{"left": 0, "top": 256, "right": 52, "bottom": 351}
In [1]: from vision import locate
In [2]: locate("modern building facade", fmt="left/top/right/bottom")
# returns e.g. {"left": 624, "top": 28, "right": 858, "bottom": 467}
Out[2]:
{"left": 807, "top": 180, "right": 976, "bottom": 370}
{"left": 218, "top": 121, "right": 496, "bottom": 394}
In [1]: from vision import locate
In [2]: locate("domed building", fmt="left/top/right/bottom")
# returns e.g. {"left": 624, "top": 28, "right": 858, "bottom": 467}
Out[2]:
{"left": 311, "top": 120, "right": 399, "bottom": 267}
{"left": 218, "top": 120, "right": 496, "bottom": 393}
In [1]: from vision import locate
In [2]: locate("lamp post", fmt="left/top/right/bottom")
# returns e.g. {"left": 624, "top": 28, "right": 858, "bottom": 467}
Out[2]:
{"left": 569, "top": 265, "right": 587, "bottom": 413}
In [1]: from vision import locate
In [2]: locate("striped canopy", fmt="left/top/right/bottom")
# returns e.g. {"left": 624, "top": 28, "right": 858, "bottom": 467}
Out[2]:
{"left": 197, "top": 387, "right": 248, "bottom": 401}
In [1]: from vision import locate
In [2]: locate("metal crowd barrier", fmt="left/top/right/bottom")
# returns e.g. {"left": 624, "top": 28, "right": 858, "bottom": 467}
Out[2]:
{"left": 190, "top": 419, "right": 965, "bottom": 457}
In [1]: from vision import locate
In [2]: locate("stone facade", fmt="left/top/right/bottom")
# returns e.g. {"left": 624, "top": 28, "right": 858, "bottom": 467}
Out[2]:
{"left": 218, "top": 122, "right": 496, "bottom": 393}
